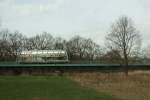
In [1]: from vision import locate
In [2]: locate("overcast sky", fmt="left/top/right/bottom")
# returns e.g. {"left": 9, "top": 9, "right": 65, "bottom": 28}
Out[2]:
{"left": 0, "top": 0, "right": 150, "bottom": 46}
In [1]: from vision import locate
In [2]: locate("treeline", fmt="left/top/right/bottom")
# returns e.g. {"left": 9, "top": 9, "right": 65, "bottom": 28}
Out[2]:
{"left": 0, "top": 29, "right": 102, "bottom": 62}
{"left": 0, "top": 28, "right": 148, "bottom": 64}
{"left": 0, "top": 29, "right": 126, "bottom": 63}
{"left": 0, "top": 16, "right": 150, "bottom": 65}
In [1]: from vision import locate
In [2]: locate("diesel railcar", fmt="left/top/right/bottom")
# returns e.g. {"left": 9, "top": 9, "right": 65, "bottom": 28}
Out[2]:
{"left": 18, "top": 50, "right": 69, "bottom": 63}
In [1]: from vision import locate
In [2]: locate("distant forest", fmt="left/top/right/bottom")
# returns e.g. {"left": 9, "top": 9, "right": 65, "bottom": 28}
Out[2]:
{"left": 0, "top": 16, "right": 150, "bottom": 64}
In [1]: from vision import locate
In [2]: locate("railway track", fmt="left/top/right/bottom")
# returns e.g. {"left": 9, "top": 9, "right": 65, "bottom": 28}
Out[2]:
{"left": 0, "top": 63, "right": 149, "bottom": 75}
{"left": 0, "top": 63, "right": 150, "bottom": 69}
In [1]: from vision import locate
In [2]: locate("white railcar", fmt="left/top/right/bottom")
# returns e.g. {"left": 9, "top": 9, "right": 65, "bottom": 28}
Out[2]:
{"left": 19, "top": 50, "right": 69, "bottom": 63}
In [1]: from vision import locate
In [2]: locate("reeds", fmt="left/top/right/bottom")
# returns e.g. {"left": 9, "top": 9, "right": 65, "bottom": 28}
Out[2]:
{"left": 68, "top": 71, "right": 150, "bottom": 100}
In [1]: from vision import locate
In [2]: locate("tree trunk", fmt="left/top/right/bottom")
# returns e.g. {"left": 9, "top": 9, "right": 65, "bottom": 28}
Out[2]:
{"left": 124, "top": 51, "right": 129, "bottom": 76}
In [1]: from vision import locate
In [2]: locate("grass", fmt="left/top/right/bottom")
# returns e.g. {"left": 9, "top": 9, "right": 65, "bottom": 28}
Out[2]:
{"left": 68, "top": 71, "right": 150, "bottom": 100}
{"left": 0, "top": 76, "right": 117, "bottom": 100}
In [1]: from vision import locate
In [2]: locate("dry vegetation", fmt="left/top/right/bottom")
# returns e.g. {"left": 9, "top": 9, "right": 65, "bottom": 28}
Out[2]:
{"left": 67, "top": 71, "right": 150, "bottom": 100}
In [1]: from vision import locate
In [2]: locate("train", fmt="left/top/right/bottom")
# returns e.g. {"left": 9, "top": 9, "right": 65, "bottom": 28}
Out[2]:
{"left": 18, "top": 50, "right": 69, "bottom": 63}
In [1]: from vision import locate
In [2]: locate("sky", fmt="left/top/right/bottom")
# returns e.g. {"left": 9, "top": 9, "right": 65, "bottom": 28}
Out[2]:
{"left": 0, "top": 0, "right": 150, "bottom": 47}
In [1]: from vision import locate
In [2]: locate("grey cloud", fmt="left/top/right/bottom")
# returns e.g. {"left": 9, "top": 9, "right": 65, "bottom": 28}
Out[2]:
{"left": 0, "top": 0, "right": 150, "bottom": 46}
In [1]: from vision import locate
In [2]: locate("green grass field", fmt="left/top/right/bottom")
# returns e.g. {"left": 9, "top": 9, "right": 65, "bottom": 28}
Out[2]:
{"left": 0, "top": 76, "right": 117, "bottom": 100}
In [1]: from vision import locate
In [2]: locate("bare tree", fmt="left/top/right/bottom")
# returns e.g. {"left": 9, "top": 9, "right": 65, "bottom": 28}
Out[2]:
{"left": 142, "top": 44, "right": 150, "bottom": 63}
{"left": 143, "top": 45, "right": 150, "bottom": 58}
{"left": 83, "top": 38, "right": 101, "bottom": 61}
{"left": 66, "top": 35, "right": 84, "bottom": 60}
{"left": 0, "top": 29, "right": 25, "bottom": 61}
{"left": 106, "top": 16, "right": 141, "bottom": 76}
{"left": 54, "top": 37, "right": 66, "bottom": 50}
{"left": 0, "top": 29, "right": 11, "bottom": 61}
{"left": 8, "top": 31, "right": 26, "bottom": 59}
{"left": 26, "top": 32, "right": 54, "bottom": 50}
{"left": 101, "top": 49, "right": 122, "bottom": 63}
{"left": 66, "top": 35, "right": 102, "bottom": 63}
